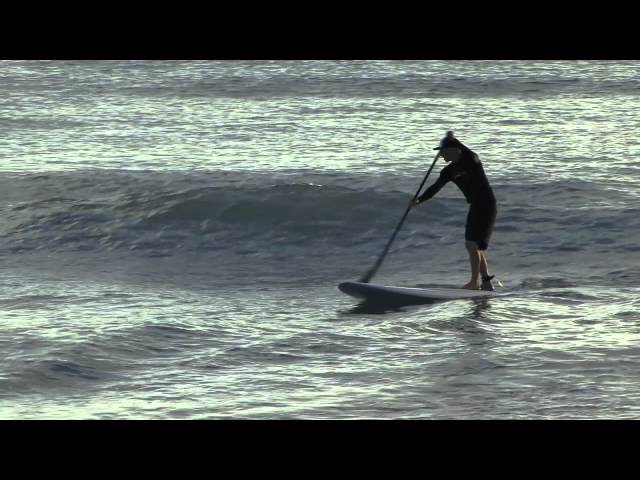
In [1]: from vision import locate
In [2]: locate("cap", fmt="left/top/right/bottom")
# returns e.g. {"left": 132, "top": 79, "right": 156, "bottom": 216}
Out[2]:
{"left": 433, "top": 131, "right": 463, "bottom": 150}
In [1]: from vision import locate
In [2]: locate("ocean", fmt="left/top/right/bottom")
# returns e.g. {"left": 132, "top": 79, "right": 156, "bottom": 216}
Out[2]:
{"left": 1, "top": 60, "right": 640, "bottom": 419}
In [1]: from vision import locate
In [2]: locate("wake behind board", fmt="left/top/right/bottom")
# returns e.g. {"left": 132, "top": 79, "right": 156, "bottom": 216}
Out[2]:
{"left": 339, "top": 281, "right": 498, "bottom": 304}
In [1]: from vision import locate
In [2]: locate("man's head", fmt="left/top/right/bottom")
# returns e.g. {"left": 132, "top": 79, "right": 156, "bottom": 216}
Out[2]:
{"left": 434, "top": 131, "right": 463, "bottom": 162}
{"left": 440, "top": 147, "right": 463, "bottom": 163}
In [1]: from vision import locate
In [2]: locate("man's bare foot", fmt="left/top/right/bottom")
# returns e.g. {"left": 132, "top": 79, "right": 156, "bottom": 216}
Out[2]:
{"left": 481, "top": 275, "right": 496, "bottom": 291}
{"left": 462, "top": 281, "right": 480, "bottom": 290}
{"left": 481, "top": 280, "right": 495, "bottom": 291}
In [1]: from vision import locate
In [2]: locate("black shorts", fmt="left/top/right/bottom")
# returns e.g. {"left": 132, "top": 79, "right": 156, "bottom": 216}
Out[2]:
{"left": 465, "top": 201, "right": 497, "bottom": 251}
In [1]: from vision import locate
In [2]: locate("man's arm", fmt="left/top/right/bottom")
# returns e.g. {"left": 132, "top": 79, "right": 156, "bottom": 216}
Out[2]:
{"left": 414, "top": 169, "right": 449, "bottom": 205}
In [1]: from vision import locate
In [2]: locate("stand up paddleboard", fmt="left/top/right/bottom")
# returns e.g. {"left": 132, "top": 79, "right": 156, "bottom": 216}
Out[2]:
{"left": 338, "top": 281, "right": 498, "bottom": 304}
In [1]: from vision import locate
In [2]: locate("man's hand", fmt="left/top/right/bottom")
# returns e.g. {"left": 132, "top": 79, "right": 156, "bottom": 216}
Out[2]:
{"left": 410, "top": 197, "right": 422, "bottom": 208}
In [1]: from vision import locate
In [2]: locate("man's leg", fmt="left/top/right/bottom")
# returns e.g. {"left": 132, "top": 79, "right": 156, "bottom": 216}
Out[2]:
{"left": 479, "top": 251, "right": 495, "bottom": 291}
{"left": 480, "top": 251, "right": 489, "bottom": 278}
{"left": 463, "top": 240, "right": 481, "bottom": 289}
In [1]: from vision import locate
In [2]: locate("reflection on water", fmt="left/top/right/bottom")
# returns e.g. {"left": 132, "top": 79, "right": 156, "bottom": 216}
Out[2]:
{"left": 340, "top": 294, "right": 494, "bottom": 317}
{"left": 2, "top": 281, "right": 640, "bottom": 419}
{"left": 341, "top": 298, "right": 441, "bottom": 315}
{"left": 470, "top": 297, "right": 492, "bottom": 319}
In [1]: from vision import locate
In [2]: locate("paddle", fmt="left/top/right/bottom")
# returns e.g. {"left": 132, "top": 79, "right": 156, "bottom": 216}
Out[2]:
{"left": 359, "top": 152, "right": 441, "bottom": 283}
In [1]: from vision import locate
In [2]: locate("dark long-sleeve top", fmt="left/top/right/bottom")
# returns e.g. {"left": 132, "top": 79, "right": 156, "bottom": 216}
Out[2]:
{"left": 418, "top": 150, "right": 495, "bottom": 206}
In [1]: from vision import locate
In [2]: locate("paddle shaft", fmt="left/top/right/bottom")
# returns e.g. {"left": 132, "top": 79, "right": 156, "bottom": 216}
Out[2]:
{"left": 359, "top": 152, "right": 441, "bottom": 283}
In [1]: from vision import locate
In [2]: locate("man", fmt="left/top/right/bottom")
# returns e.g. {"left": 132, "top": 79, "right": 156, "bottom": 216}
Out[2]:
{"left": 411, "top": 131, "right": 497, "bottom": 291}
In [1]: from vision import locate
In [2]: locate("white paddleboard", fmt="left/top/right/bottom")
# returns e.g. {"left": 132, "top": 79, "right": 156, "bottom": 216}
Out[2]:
{"left": 338, "top": 281, "right": 498, "bottom": 303}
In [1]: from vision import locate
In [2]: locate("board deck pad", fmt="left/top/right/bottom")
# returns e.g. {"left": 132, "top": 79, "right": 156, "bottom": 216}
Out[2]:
{"left": 338, "top": 281, "right": 498, "bottom": 303}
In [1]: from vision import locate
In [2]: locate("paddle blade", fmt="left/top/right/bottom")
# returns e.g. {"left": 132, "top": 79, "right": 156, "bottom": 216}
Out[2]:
{"left": 359, "top": 268, "right": 375, "bottom": 284}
